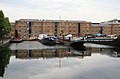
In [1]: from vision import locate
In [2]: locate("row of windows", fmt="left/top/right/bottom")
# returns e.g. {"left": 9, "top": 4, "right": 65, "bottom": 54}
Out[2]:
{"left": 81, "top": 24, "right": 90, "bottom": 26}
{"left": 18, "top": 27, "right": 119, "bottom": 32}
{"left": 59, "top": 23, "right": 78, "bottom": 25}
{"left": 91, "top": 31, "right": 99, "bottom": 32}
{"left": 16, "top": 21, "right": 26, "bottom": 24}
{"left": 32, "top": 22, "right": 79, "bottom": 26}
{"left": 17, "top": 25, "right": 120, "bottom": 30}
{"left": 82, "top": 30, "right": 90, "bottom": 32}
{"left": 17, "top": 23, "right": 81, "bottom": 27}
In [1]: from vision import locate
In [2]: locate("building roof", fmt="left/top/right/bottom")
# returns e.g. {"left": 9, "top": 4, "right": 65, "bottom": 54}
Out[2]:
{"left": 16, "top": 19, "right": 91, "bottom": 23}
{"left": 101, "top": 19, "right": 120, "bottom": 24}
{"left": 92, "top": 23, "right": 101, "bottom": 26}
{"left": 19, "top": 19, "right": 39, "bottom": 21}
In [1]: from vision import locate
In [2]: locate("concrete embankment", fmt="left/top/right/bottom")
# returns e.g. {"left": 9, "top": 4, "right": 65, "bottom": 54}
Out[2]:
{"left": 0, "top": 39, "right": 11, "bottom": 46}
{"left": 9, "top": 41, "right": 68, "bottom": 50}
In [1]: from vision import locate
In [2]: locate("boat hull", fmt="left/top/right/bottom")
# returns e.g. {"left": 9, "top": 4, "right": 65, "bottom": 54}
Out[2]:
{"left": 40, "top": 39, "right": 57, "bottom": 45}
{"left": 9, "top": 39, "right": 22, "bottom": 43}
{"left": 70, "top": 41, "right": 86, "bottom": 51}
{"left": 87, "top": 39, "right": 120, "bottom": 47}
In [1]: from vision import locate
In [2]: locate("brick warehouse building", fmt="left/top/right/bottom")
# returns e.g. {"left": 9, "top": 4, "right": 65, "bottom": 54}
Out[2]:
{"left": 15, "top": 19, "right": 91, "bottom": 40}
{"left": 14, "top": 19, "right": 120, "bottom": 40}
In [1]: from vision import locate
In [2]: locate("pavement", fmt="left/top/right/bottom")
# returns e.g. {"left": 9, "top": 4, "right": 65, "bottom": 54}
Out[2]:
{"left": 0, "top": 39, "right": 11, "bottom": 46}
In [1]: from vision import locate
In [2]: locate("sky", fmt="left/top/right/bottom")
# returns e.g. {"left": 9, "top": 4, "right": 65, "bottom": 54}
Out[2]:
{"left": 0, "top": 0, "right": 120, "bottom": 22}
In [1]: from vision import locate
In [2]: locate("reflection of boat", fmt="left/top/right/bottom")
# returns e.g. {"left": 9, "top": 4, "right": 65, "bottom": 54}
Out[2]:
{"left": 39, "top": 36, "right": 60, "bottom": 45}
{"left": 70, "top": 41, "right": 86, "bottom": 51}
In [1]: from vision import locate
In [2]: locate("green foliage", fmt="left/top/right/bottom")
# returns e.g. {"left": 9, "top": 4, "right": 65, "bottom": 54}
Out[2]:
{"left": 0, "top": 10, "right": 11, "bottom": 38}
{"left": 0, "top": 46, "right": 11, "bottom": 77}
{"left": 0, "top": 10, "right": 4, "bottom": 18}
{"left": 4, "top": 17, "right": 11, "bottom": 34}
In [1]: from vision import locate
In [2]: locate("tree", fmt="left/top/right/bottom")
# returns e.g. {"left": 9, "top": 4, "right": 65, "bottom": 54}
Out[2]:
{"left": 0, "top": 10, "right": 4, "bottom": 18}
{"left": 0, "top": 10, "right": 5, "bottom": 39}
{"left": 4, "top": 17, "right": 11, "bottom": 35}
{"left": 0, "top": 10, "right": 11, "bottom": 40}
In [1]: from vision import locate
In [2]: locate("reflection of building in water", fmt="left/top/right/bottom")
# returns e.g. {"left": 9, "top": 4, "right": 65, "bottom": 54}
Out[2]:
{"left": 12, "top": 48, "right": 91, "bottom": 59}
{"left": 86, "top": 47, "right": 120, "bottom": 58}
{"left": 101, "top": 48, "right": 120, "bottom": 58}
{"left": 70, "top": 48, "right": 91, "bottom": 58}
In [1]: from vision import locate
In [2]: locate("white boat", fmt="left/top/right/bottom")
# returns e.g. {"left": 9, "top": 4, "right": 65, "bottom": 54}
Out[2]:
{"left": 38, "top": 34, "right": 47, "bottom": 40}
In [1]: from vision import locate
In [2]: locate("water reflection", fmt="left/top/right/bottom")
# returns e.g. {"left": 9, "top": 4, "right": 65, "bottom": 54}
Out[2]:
{"left": 0, "top": 46, "right": 11, "bottom": 77}
{"left": 85, "top": 47, "right": 120, "bottom": 58}
{"left": 11, "top": 48, "right": 91, "bottom": 59}
{"left": 0, "top": 42, "right": 120, "bottom": 79}
{"left": 102, "top": 48, "right": 120, "bottom": 58}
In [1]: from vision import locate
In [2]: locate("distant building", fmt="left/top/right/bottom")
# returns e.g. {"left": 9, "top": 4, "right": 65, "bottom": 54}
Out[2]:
{"left": 91, "top": 23, "right": 100, "bottom": 34}
{"left": 101, "top": 19, "right": 120, "bottom": 36}
{"left": 10, "top": 22, "right": 15, "bottom": 38}
{"left": 15, "top": 19, "right": 91, "bottom": 40}
{"left": 14, "top": 19, "right": 120, "bottom": 40}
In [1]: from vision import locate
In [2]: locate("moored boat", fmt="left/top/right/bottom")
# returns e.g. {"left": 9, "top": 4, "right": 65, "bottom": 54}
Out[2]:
{"left": 86, "top": 34, "right": 120, "bottom": 47}
{"left": 87, "top": 39, "right": 120, "bottom": 47}
{"left": 9, "top": 38, "right": 22, "bottom": 43}
{"left": 39, "top": 36, "right": 60, "bottom": 45}
{"left": 10, "top": 30, "right": 22, "bottom": 43}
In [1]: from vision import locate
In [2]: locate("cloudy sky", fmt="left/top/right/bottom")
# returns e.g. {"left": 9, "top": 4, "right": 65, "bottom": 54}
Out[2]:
{"left": 0, "top": 0, "right": 120, "bottom": 22}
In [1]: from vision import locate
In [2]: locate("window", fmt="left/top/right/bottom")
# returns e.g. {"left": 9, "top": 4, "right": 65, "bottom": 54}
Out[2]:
{"left": 19, "top": 30, "right": 21, "bottom": 32}
{"left": 24, "top": 26, "right": 26, "bottom": 28}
